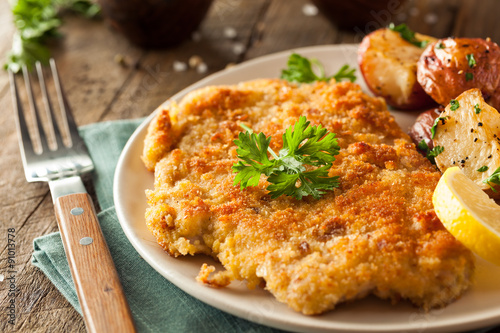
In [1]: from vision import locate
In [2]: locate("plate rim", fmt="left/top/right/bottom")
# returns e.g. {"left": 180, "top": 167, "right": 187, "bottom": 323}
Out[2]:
{"left": 113, "top": 44, "right": 500, "bottom": 333}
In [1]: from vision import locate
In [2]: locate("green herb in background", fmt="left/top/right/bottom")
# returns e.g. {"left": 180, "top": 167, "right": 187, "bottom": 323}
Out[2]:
{"left": 388, "top": 23, "right": 429, "bottom": 48}
{"left": 280, "top": 53, "right": 356, "bottom": 83}
{"left": 483, "top": 167, "right": 500, "bottom": 192}
{"left": 5, "top": 0, "right": 100, "bottom": 73}
{"left": 233, "top": 116, "right": 340, "bottom": 200}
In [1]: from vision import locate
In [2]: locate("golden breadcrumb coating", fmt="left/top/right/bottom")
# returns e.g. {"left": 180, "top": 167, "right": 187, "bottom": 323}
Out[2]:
{"left": 142, "top": 79, "right": 474, "bottom": 315}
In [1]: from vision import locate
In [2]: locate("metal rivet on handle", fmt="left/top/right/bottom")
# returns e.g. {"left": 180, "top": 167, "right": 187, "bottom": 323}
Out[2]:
{"left": 80, "top": 237, "right": 93, "bottom": 246}
{"left": 71, "top": 207, "right": 84, "bottom": 215}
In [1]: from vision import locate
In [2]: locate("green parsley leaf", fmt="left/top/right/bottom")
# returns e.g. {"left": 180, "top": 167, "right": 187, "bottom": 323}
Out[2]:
{"left": 450, "top": 99, "right": 460, "bottom": 111}
{"left": 474, "top": 103, "right": 482, "bottom": 114}
{"left": 5, "top": 0, "right": 100, "bottom": 73}
{"left": 427, "top": 146, "right": 444, "bottom": 165}
{"left": 431, "top": 116, "right": 446, "bottom": 139}
{"left": 388, "top": 23, "right": 429, "bottom": 48}
{"left": 418, "top": 139, "right": 429, "bottom": 152}
{"left": 436, "top": 42, "right": 445, "bottom": 49}
{"left": 465, "top": 72, "right": 474, "bottom": 81}
{"left": 233, "top": 116, "right": 341, "bottom": 200}
{"left": 483, "top": 166, "right": 500, "bottom": 192}
{"left": 466, "top": 53, "right": 477, "bottom": 68}
{"left": 331, "top": 64, "right": 357, "bottom": 83}
{"left": 280, "top": 53, "right": 356, "bottom": 83}
{"left": 477, "top": 166, "right": 489, "bottom": 172}
{"left": 417, "top": 139, "right": 443, "bottom": 165}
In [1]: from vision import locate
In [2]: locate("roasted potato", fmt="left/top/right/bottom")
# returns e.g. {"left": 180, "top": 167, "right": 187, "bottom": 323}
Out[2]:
{"left": 417, "top": 38, "right": 500, "bottom": 109}
{"left": 408, "top": 106, "right": 444, "bottom": 151}
{"left": 433, "top": 89, "right": 500, "bottom": 196}
{"left": 358, "top": 28, "right": 437, "bottom": 110}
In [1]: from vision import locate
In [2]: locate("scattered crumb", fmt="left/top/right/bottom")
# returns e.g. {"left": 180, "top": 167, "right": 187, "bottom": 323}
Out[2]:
{"left": 173, "top": 61, "right": 187, "bottom": 72}
{"left": 232, "top": 42, "right": 246, "bottom": 55}
{"left": 197, "top": 62, "right": 208, "bottom": 74}
{"left": 225, "top": 62, "right": 236, "bottom": 69}
{"left": 302, "top": 3, "right": 318, "bottom": 16}
{"left": 114, "top": 54, "right": 128, "bottom": 67}
{"left": 189, "top": 55, "right": 203, "bottom": 69}
{"left": 223, "top": 26, "right": 238, "bottom": 39}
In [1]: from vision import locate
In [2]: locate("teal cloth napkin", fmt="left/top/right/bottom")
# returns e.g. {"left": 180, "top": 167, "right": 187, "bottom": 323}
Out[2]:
{"left": 31, "top": 119, "right": 496, "bottom": 333}
{"left": 32, "top": 119, "right": 284, "bottom": 333}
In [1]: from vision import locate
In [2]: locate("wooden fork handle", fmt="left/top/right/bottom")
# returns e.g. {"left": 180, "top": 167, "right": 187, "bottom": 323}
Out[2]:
{"left": 54, "top": 192, "right": 136, "bottom": 333}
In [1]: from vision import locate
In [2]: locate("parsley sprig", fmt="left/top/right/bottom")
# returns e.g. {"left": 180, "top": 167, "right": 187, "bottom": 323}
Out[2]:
{"left": 5, "top": 0, "right": 100, "bottom": 73}
{"left": 280, "top": 53, "right": 356, "bottom": 83}
{"left": 483, "top": 166, "right": 500, "bottom": 192}
{"left": 233, "top": 116, "right": 340, "bottom": 200}
{"left": 388, "top": 23, "right": 429, "bottom": 48}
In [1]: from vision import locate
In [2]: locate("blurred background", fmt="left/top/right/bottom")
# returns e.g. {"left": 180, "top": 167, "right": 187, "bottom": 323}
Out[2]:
{"left": 1, "top": 0, "right": 500, "bottom": 332}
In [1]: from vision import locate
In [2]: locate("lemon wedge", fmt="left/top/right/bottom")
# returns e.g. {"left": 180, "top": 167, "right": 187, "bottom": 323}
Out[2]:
{"left": 433, "top": 166, "right": 500, "bottom": 266}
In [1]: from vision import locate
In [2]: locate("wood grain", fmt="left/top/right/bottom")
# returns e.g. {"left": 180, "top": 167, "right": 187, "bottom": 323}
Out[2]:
{"left": 1, "top": 0, "right": 500, "bottom": 332}
{"left": 54, "top": 192, "right": 135, "bottom": 333}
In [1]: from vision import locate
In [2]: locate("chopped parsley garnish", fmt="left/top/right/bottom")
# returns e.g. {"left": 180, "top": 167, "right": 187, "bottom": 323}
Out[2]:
{"left": 388, "top": 23, "right": 429, "bottom": 48}
{"left": 233, "top": 116, "right": 340, "bottom": 200}
{"left": 474, "top": 104, "right": 482, "bottom": 114}
{"left": 418, "top": 139, "right": 429, "bottom": 152}
{"left": 431, "top": 116, "right": 446, "bottom": 139}
{"left": 436, "top": 42, "right": 445, "bottom": 49}
{"left": 5, "top": 0, "right": 100, "bottom": 73}
{"left": 450, "top": 99, "right": 460, "bottom": 111}
{"left": 477, "top": 166, "right": 489, "bottom": 172}
{"left": 466, "top": 53, "right": 477, "bottom": 68}
{"left": 280, "top": 53, "right": 356, "bottom": 83}
{"left": 417, "top": 140, "right": 443, "bottom": 165}
{"left": 427, "top": 146, "right": 445, "bottom": 164}
{"left": 465, "top": 72, "right": 474, "bottom": 81}
{"left": 483, "top": 167, "right": 500, "bottom": 192}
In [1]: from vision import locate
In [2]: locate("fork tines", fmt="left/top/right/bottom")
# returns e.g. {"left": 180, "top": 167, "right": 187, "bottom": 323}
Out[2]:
{"left": 9, "top": 59, "right": 93, "bottom": 182}
{"left": 9, "top": 59, "right": 79, "bottom": 155}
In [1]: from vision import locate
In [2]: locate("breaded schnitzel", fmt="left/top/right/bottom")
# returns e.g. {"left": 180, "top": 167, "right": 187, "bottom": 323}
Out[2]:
{"left": 142, "top": 79, "right": 474, "bottom": 315}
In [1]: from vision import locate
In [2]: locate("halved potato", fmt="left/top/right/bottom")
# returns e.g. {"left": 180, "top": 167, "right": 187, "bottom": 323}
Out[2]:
{"left": 433, "top": 89, "right": 500, "bottom": 197}
{"left": 417, "top": 38, "right": 500, "bottom": 109}
{"left": 358, "top": 28, "right": 437, "bottom": 110}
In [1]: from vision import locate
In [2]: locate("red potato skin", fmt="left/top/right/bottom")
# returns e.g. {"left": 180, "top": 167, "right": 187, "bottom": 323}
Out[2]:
{"left": 408, "top": 106, "right": 444, "bottom": 151}
{"left": 358, "top": 30, "right": 437, "bottom": 110}
{"left": 417, "top": 38, "right": 500, "bottom": 109}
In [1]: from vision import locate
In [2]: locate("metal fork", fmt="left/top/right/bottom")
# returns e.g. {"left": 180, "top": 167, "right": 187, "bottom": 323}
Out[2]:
{"left": 9, "top": 59, "right": 136, "bottom": 333}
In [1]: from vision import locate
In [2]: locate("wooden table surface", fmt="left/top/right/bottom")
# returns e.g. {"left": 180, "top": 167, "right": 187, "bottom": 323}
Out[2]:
{"left": 1, "top": 0, "right": 499, "bottom": 331}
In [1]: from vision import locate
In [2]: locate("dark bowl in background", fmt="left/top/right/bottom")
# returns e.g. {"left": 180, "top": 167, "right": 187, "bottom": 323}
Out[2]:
{"left": 98, "top": 0, "right": 213, "bottom": 48}
{"left": 311, "top": 0, "right": 406, "bottom": 30}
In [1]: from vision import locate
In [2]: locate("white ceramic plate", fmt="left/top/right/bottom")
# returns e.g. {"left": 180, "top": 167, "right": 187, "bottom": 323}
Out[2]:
{"left": 114, "top": 45, "right": 500, "bottom": 333}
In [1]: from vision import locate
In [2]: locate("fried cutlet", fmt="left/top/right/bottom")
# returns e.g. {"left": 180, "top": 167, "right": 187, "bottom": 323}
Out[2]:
{"left": 142, "top": 79, "right": 474, "bottom": 315}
